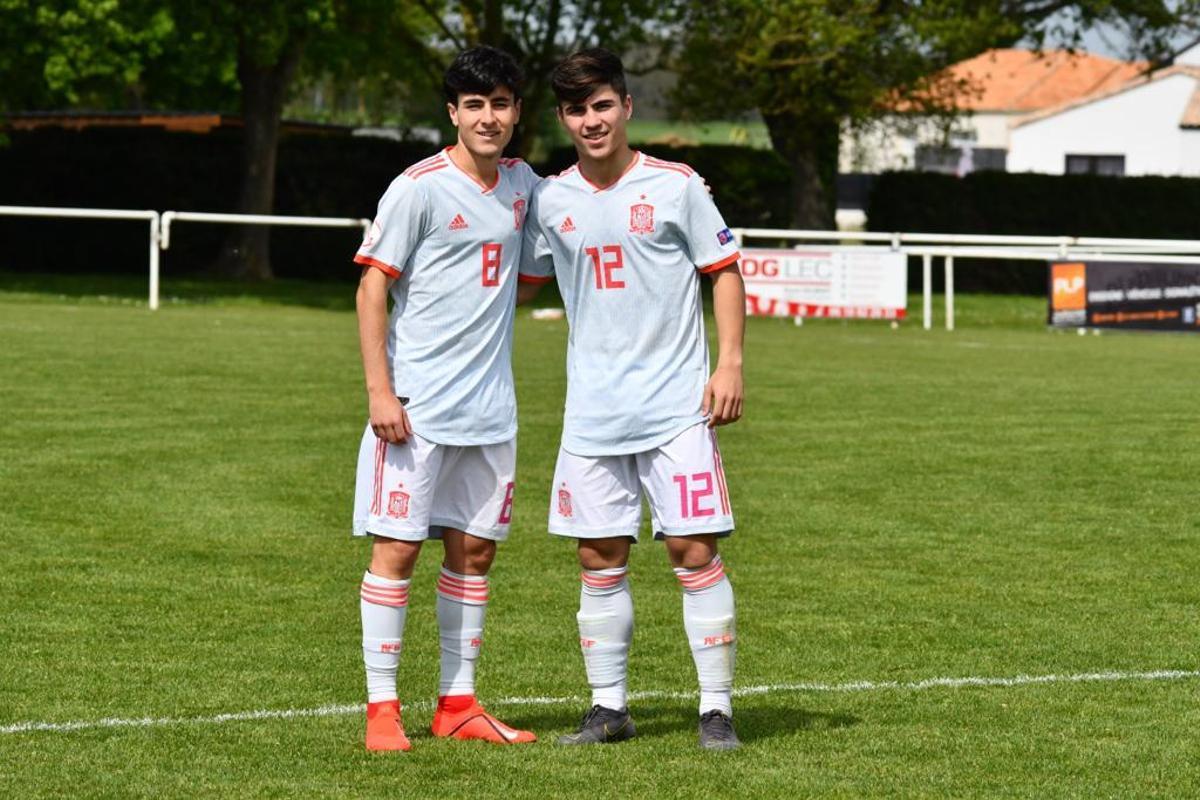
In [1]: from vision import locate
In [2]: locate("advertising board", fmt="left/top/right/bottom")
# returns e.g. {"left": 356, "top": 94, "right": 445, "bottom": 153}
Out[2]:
{"left": 1048, "top": 261, "right": 1200, "bottom": 331}
{"left": 741, "top": 247, "right": 907, "bottom": 320}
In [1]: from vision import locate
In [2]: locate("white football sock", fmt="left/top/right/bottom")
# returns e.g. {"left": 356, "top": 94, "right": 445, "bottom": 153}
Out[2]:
{"left": 577, "top": 565, "right": 633, "bottom": 711}
{"left": 436, "top": 567, "right": 489, "bottom": 697}
{"left": 675, "top": 555, "right": 736, "bottom": 716}
{"left": 360, "top": 570, "right": 410, "bottom": 704}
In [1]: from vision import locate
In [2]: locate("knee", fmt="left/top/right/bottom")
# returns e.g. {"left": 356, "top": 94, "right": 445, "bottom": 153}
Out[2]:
{"left": 369, "top": 537, "right": 421, "bottom": 579}
{"left": 666, "top": 535, "right": 718, "bottom": 570}
{"left": 578, "top": 538, "right": 631, "bottom": 571}
{"left": 459, "top": 537, "right": 497, "bottom": 575}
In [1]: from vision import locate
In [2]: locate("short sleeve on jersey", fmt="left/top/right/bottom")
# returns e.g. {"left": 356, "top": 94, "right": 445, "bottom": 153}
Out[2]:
{"left": 518, "top": 186, "right": 555, "bottom": 284}
{"left": 353, "top": 176, "right": 427, "bottom": 277}
{"left": 679, "top": 174, "right": 740, "bottom": 273}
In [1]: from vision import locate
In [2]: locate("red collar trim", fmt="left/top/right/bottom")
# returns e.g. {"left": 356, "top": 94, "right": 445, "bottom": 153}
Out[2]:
{"left": 578, "top": 151, "right": 641, "bottom": 192}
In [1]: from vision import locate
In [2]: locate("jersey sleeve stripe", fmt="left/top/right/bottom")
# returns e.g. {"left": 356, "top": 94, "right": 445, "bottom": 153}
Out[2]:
{"left": 406, "top": 163, "right": 448, "bottom": 180}
{"left": 697, "top": 251, "right": 741, "bottom": 273}
{"left": 517, "top": 273, "right": 553, "bottom": 285}
{"left": 402, "top": 153, "right": 445, "bottom": 176}
{"left": 644, "top": 156, "right": 695, "bottom": 176}
{"left": 644, "top": 163, "right": 693, "bottom": 178}
{"left": 354, "top": 253, "right": 403, "bottom": 277}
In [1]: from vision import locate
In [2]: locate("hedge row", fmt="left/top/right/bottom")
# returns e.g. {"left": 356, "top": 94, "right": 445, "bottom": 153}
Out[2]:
{"left": 0, "top": 129, "right": 791, "bottom": 280}
{"left": 867, "top": 171, "right": 1200, "bottom": 293}
{"left": 8, "top": 127, "right": 1200, "bottom": 293}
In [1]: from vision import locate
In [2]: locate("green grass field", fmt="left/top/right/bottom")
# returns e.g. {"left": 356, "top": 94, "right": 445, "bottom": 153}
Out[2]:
{"left": 2, "top": 275, "right": 1199, "bottom": 798}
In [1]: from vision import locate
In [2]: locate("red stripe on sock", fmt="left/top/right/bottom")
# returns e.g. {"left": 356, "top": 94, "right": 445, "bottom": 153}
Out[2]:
{"left": 361, "top": 582, "right": 409, "bottom": 598}
{"left": 581, "top": 571, "right": 626, "bottom": 588}
{"left": 677, "top": 557, "right": 725, "bottom": 590}
{"left": 361, "top": 587, "right": 409, "bottom": 607}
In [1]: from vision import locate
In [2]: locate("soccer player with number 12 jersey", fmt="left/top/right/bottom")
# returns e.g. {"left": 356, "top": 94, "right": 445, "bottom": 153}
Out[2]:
{"left": 520, "top": 49, "right": 747, "bottom": 750}
{"left": 350, "top": 47, "right": 541, "bottom": 751}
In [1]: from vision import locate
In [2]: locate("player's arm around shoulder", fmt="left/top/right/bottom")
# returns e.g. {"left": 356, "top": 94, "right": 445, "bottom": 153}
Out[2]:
{"left": 356, "top": 267, "right": 412, "bottom": 444}
{"left": 516, "top": 177, "right": 554, "bottom": 305}
{"left": 704, "top": 263, "right": 746, "bottom": 427}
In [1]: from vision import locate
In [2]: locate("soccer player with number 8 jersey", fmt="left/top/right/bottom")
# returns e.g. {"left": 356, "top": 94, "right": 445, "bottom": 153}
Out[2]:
{"left": 350, "top": 47, "right": 542, "bottom": 751}
{"left": 520, "top": 49, "right": 747, "bottom": 750}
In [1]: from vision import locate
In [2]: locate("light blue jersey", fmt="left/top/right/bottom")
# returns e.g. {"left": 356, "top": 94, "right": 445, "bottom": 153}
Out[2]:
{"left": 354, "top": 148, "right": 541, "bottom": 445}
{"left": 520, "top": 152, "right": 741, "bottom": 456}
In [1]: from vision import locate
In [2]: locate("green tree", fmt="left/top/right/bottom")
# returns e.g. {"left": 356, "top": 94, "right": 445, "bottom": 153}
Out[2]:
{"left": 672, "top": 1, "right": 1199, "bottom": 229}
{"left": 0, "top": 0, "right": 219, "bottom": 110}
{"left": 386, "top": 1, "right": 667, "bottom": 154}
{"left": 2, "top": 1, "right": 669, "bottom": 278}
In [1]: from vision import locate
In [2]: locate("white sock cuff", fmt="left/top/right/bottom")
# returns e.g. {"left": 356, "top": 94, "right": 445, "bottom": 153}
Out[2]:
{"left": 437, "top": 567, "right": 489, "bottom": 605}
{"left": 361, "top": 571, "right": 411, "bottom": 607}
{"left": 581, "top": 565, "right": 629, "bottom": 595}
{"left": 674, "top": 555, "right": 726, "bottom": 592}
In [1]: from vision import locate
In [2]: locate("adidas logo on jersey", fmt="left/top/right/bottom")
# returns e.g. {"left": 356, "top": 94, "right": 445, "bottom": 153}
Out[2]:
{"left": 559, "top": 217, "right": 576, "bottom": 233}
{"left": 448, "top": 213, "right": 469, "bottom": 231}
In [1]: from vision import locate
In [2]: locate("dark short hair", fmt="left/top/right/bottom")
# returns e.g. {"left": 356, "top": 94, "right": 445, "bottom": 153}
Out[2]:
{"left": 551, "top": 48, "right": 628, "bottom": 105}
{"left": 443, "top": 46, "right": 524, "bottom": 105}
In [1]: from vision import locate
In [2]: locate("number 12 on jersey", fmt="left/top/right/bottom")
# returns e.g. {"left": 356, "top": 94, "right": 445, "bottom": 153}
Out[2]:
{"left": 585, "top": 245, "right": 625, "bottom": 290}
{"left": 482, "top": 243, "right": 501, "bottom": 286}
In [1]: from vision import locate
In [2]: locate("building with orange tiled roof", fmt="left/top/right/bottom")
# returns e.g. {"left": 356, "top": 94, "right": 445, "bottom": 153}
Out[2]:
{"left": 840, "top": 48, "right": 1146, "bottom": 175}
{"left": 1007, "top": 44, "right": 1200, "bottom": 176}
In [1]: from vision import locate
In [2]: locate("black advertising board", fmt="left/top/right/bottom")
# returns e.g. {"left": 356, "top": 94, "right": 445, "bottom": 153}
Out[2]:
{"left": 1048, "top": 260, "right": 1200, "bottom": 331}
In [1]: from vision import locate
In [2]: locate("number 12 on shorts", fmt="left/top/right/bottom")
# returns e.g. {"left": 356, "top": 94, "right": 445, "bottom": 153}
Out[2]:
{"left": 673, "top": 472, "right": 715, "bottom": 518}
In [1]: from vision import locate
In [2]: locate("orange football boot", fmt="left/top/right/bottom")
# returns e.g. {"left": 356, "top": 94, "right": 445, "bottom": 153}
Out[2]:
{"left": 431, "top": 696, "right": 536, "bottom": 744}
{"left": 365, "top": 700, "right": 412, "bottom": 752}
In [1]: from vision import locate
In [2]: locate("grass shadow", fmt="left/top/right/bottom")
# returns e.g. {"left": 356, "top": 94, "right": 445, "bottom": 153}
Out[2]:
{"left": 0, "top": 270, "right": 358, "bottom": 312}
{"left": 487, "top": 696, "right": 860, "bottom": 746}
{"left": 0, "top": 270, "right": 569, "bottom": 313}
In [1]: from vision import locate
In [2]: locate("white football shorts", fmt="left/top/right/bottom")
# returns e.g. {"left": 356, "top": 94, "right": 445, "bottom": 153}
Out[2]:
{"left": 548, "top": 422, "right": 734, "bottom": 541}
{"left": 352, "top": 425, "right": 516, "bottom": 542}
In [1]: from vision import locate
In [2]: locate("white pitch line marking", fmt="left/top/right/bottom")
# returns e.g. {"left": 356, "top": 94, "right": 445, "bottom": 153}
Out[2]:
{"left": 4, "top": 668, "right": 1198, "bottom": 736}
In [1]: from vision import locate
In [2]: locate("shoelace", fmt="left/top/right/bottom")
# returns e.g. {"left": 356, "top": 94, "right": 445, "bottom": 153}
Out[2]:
{"left": 579, "top": 704, "right": 605, "bottom": 728}
{"left": 699, "top": 710, "right": 733, "bottom": 737}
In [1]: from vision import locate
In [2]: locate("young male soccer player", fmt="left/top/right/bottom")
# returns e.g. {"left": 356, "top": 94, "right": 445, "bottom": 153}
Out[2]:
{"left": 519, "top": 48, "right": 747, "bottom": 750}
{"left": 351, "top": 46, "right": 542, "bottom": 751}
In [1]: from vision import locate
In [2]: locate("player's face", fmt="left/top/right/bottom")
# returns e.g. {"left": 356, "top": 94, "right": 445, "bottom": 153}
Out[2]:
{"left": 448, "top": 88, "right": 521, "bottom": 159}
{"left": 557, "top": 86, "right": 632, "bottom": 162}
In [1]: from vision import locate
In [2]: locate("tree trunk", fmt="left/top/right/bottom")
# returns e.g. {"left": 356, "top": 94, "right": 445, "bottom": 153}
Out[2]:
{"left": 762, "top": 111, "right": 839, "bottom": 230}
{"left": 213, "top": 37, "right": 303, "bottom": 280}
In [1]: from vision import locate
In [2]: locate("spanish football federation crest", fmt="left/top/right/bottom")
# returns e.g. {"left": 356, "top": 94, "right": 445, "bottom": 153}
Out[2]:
{"left": 512, "top": 198, "right": 527, "bottom": 230}
{"left": 629, "top": 203, "right": 655, "bottom": 234}
{"left": 557, "top": 484, "right": 573, "bottom": 518}
{"left": 387, "top": 487, "right": 411, "bottom": 519}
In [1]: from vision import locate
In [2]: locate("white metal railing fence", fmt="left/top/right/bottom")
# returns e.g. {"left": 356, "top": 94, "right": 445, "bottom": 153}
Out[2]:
{"left": 4, "top": 205, "right": 1199, "bottom": 325}
{"left": 731, "top": 228, "right": 1200, "bottom": 332}
{"left": 159, "top": 211, "right": 369, "bottom": 250}
{"left": 0, "top": 205, "right": 161, "bottom": 308}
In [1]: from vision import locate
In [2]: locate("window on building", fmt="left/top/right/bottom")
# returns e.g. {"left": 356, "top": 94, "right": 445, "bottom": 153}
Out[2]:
{"left": 914, "top": 145, "right": 1007, "bottom": 174}
{"left": 1065, "top": 154, "right": 1125, "bottom": 176}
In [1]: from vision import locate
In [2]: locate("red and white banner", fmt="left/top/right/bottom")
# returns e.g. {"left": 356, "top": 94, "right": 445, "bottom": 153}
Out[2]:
{"left": 740, "top": 247, "right": 907, "bottom": 320}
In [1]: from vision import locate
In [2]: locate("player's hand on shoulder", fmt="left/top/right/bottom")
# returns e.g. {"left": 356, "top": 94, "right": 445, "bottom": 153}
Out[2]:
{"left": 369, "top": 392, "right": 413, "bottom": 444}
{"left": 702, "top": 365, "right": 744, "bottom": 427}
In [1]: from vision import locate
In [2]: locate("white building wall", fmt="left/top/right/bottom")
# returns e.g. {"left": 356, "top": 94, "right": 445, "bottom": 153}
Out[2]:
{"left": 839, "top": 111, "right": 1017, "bottom": 173}
{"left": 1008, "top": 74, "right": 1200, "bottom": 175}
{"left": 970, "top": 113, "right": 1017, "bottom": 149}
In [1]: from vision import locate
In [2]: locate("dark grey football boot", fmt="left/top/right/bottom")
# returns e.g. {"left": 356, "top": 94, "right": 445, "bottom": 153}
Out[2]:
{"left": 557, "top": 705, "right": 637, "bottom": 745}
{"left": 698, "top": 710, "right": 740, "bottom": 750}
